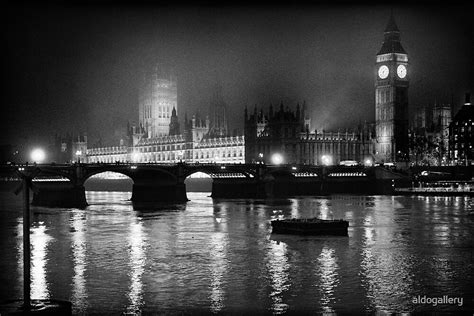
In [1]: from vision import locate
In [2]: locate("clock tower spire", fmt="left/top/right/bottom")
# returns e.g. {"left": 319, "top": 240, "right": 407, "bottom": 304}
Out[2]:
{"left": 375, "top": 13, "right": 409, "bottom": 163}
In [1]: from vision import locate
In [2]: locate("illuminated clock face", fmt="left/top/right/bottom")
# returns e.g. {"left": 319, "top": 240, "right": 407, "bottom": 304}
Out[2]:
{"left": 378, "top": 65, "right": 389, "bottom": 79}
{"left": 397, "top": 64, "right": 407, "bottom": 79}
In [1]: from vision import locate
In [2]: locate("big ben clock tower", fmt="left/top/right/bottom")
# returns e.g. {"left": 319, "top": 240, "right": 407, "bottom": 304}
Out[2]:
{"left": 375, "top": 13, "right": 409, "bottom": 163}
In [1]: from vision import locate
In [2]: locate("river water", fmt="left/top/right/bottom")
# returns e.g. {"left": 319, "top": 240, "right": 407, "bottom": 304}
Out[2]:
{"left": 0, "top": 191, "right": 473, "bottom": 314}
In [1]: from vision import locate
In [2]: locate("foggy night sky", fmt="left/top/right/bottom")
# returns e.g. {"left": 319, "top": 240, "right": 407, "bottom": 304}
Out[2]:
{"left": 2, "top": 2, "right": 473, "bottom": 149}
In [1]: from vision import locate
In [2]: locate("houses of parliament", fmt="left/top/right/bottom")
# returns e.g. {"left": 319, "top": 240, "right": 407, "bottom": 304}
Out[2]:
{"left": 53, "top": 14, "right": 471, "bottom": 167}
{"left": 83, "top": 65, "right": 245, "bottom": 165}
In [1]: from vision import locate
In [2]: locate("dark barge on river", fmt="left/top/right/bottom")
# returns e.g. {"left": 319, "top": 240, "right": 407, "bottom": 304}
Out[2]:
{"left": 271, "top": 218, "right": 349, "bottom": 236}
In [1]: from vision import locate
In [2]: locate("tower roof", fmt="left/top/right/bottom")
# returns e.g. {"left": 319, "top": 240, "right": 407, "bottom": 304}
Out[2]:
{"left": 377, "top": 13, "right": 406, "bottom": 55}
{"left": 384, "top": 11, "right": 400, "bottom": 33}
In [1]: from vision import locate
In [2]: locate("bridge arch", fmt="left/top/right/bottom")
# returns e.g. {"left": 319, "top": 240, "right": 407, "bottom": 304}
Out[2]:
{"left": 182, "top": 165, "right": 257, "bottom": 179}
{"left": 83, "top": 169, "right": 134, "bottom": 183}
{"left": 83, "top": 171, "right": 134, "bottom": 204}
{"left": 81, "top": 165, "right": 179, "bottom": 185}
{"left": 84, "top": 171, "right": 134, "bottom": 190}
{"left": 184, "top": 171, "right": 213, "bottom": 193}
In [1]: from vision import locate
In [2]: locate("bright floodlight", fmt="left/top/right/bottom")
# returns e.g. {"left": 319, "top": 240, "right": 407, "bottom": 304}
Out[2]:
{"left": 31, "top": 148, "right": 45, "bottom": 163}
{"left": 76, "top": 150, "right": 82, "bottom": 156}
{"left": 364, "top": 158, "right": 373, "bottom": 166}
{"left": 321, "top": 155, "right": 332, "bottom": 166}
{"left": 271, "top": 153, "right": 283, "bottom": 165}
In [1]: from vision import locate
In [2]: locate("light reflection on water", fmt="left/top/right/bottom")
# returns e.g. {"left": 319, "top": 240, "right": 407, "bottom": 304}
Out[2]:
{"left": 26, "top": 221, "right": 52, "bottom": 300}
{"left": 317, "top": 246, "right": 339, "bottom": 312}
{"left": 208, "top": 223, "right": 228, "bottom": 313}
{"left": 126, "top": 218, "right": 146, "bottom": 314}
{"left": 15, "top": 221, "right": 23, "bottom": 296}
{"left": 0, "top": 192, "right": 472, "bottom": 314}
{"left": 266, "top": 238, "right": 290, "bottom": 314}
{"left": 70, "top": 211, "right": 88, "bottom": 313}
{"left": 318, "top": 199, "right": 332, "bottom": 220}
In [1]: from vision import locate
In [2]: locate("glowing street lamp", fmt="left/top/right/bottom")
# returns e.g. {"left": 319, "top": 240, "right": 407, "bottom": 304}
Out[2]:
{"left": 321, "top": 155, "right": 333, "bottom": 166}
{"left": 30, "top": 148, "right": 45, "bottom": 163}
{"left": 364, "top": 158, "right": 373, "bottom": 167}
{"left": 271, "top": 153, "right": 284, "bottom": 165}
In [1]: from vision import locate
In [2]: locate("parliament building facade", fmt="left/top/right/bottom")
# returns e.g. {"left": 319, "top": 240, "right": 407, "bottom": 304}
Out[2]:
{"left": 85, "top": 67, "right": 245, "bottom": 165}
{"left": 62, "top": 14, "right": 470, "bottom": 167}
{"left": 244, "top": 103, "right": 375, "bottom": 165}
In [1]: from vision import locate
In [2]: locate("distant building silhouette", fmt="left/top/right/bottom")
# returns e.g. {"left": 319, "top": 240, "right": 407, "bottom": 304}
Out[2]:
{"left": 409, "top": 100, "right": 452, "bottom": 165}
{"left": 50, "top": 133, "right": 87, "bottom": 163}
{"left": 449, "top": 93, "right": 473, "bottom": 165}
{"left": 208, "top": 82, "right": 229, "bottom": 137}
{"left": 169, "top": 107, "right": 180, "bottom": 136}
{"left": 244, "top": 102, "right": 374, "bottom": 165}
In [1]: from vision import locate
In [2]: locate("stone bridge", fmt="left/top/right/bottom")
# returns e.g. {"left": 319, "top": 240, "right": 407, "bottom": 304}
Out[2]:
{"left": 0, "top": 162, "right": 423, "bottom": 208}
